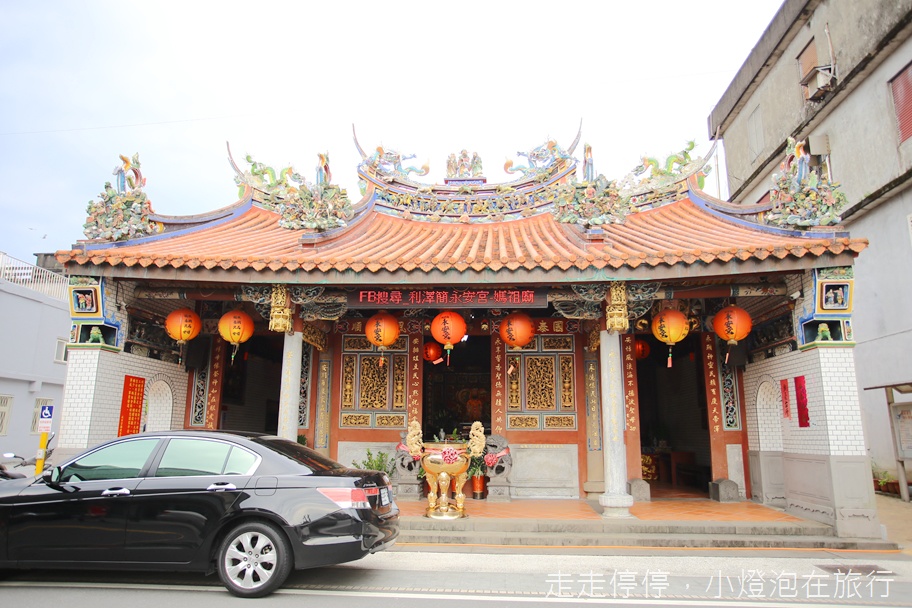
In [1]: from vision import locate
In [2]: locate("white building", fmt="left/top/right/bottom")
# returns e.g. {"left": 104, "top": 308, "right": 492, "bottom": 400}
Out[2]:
{"left": 0, "top": 252, "right": 70, "bottom": 459}
{"left": 708, "top": 0, "right": 912, "bottom": 486}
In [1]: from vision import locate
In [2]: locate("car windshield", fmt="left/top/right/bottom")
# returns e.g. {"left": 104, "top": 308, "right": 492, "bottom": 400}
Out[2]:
{"left": 254, "top": 437, "right": 345, "bottom": 472}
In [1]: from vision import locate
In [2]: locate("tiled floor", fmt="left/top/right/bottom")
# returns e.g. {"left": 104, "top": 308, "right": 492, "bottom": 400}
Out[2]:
{"left": 398, "top": 494, "right": 802, "bottom": 522}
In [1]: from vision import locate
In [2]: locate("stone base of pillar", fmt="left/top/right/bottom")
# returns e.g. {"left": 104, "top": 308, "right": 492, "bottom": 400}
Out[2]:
{"left": 599, "top": 492, "right": 634, "bottom": 518}
{"left": 486, "top": 477, "right": 511, "bottom": 502}
{"left": 709, "top": 478, "right": 741, "bottom": 502}
{"left": 627, "top": 478, "right": 651, "bottom": 502}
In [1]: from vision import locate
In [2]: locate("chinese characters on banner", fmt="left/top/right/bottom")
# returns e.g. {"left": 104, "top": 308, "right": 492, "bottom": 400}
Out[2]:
{"left": 702, "top": 334, "right": 722, "bottom": 435}
{"left": 409, "top": 336, "right": 421, "bottom": 424}
{"left": 621, "top": 336, "right": 640, "bottom": 433}
{"left": 117, "top": 375, "right": 146, "bottom": 436}
{"left": 491, "top": 335, "right": 505, "bottom": 434}
{"left": 205, "top": 339, "right": 224, "bottom": 429}
{"left": 780, "top": 379, "right": 791, "bottom": 419}
{"left": 348, "top": 288, "right": 546, "bottom": 309}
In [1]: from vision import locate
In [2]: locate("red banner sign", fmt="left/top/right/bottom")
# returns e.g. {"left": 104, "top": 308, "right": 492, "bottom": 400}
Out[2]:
{"left": 117, "top": 375, "right": 146, "bottom": 436}
{"left": 347, "top": 288, "right": 547, "bottom": 308}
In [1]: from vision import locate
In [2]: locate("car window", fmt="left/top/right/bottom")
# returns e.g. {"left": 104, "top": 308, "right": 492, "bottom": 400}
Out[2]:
{"left": 60, "top": 438, "right": 159, "bottom": 482}
{"left": 155, "top": 438, "right": 227, "bottom": 477}
{"left": 224, "top": 447, "right": 258, "bottom": 475}
{"left": 253, "top": 436, "right": 344, "bottom": 473}
{"left": 154, "top": 438, "right": 257, "bottom": 477}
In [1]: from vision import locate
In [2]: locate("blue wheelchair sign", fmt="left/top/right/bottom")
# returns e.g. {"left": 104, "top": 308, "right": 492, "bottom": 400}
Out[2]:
{"left": 40, "top": 405, "right": 54, "bottom": 420}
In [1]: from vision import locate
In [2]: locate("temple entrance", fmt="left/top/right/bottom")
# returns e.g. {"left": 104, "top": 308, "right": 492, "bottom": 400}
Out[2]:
{"left": 636, "top": 332, "right": 712, "bottom": 498}
{"left": 219, "top": 334, "right": 282, "bottom": 433}
{"left": 422, "top": 334, "right": 491, "bottom": 441}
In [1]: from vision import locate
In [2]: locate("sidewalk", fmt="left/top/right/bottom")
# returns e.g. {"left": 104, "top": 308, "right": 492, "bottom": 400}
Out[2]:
{"left": 876, "top": 492, "right": 912, "bottom": 554}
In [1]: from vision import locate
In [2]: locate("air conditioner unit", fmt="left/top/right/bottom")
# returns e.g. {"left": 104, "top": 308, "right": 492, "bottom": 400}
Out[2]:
{"left": 802, "top": 66, "right": 835, "bottom": 101}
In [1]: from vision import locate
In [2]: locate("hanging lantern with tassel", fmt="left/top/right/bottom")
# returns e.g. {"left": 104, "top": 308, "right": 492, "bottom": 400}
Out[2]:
{"left": 499, "top": 312, "right": 536, "bottom": 349}
{"left": 651, "top": 309, "right": 690, "bottom": 368}
{"left": 164, "top": 307, "right": 201, "bottom": 364}
{"left": 712, "top": 304, "right": 752, "bottom": 364}
{"left": 423, "top": 341, "right": 443, "bottom": 363}
{"left": 218, "top": 309, "right": 255, "bottom": 364}
{"left": 430, "top": 310, "right": 466, "bottom": 365}
{"left": 365, "top": 311, "right": 400, "bottom": 367}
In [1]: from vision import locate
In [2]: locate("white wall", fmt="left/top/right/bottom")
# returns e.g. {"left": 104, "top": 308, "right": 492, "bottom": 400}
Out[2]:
{"left": 0, "top": 280, "right": 70, "bottom": 458}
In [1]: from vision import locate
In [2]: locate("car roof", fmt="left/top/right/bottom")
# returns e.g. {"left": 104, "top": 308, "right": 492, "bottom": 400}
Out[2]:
{"left": 129, "top": 429, "right": 277, "bottom": 440}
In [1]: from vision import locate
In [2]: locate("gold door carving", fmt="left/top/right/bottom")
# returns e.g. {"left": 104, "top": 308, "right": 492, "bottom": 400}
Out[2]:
{"left": 525, "top": 356, "right": 556, "bottom": 411}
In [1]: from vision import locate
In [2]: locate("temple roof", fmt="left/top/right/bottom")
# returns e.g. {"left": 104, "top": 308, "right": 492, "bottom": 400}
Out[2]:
{"left": 61, "top": 137, "right": 866, "bottom": 285}
{"left": 56, "top": 186, "right": 866, "bottom": 283}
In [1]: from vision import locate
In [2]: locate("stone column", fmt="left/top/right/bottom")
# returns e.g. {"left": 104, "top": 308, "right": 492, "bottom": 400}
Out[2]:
{"left": 277, "top": 331, "right": 302, "bottom": 442}
{"left": 599, "top": 282, "right": 634, "bottom": 517}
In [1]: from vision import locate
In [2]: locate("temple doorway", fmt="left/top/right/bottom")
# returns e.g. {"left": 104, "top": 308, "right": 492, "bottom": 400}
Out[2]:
{"left": 219, "top": 334, "right": 283, "bottom": 433}
{"left": 636, "top": 332, "right": 712, "bottom": 497}
{"left": 422, "top": 334, "right": 491, "bottom": 441}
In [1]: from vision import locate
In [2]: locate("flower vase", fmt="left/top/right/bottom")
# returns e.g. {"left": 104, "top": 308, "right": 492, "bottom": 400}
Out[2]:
{"left": 471, "top": 474, "right": 486, "bottom": 499}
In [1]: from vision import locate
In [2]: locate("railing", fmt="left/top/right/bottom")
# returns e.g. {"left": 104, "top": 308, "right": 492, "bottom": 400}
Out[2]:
{"left": 0, "top": 252, "right": 68, "bottom": 301}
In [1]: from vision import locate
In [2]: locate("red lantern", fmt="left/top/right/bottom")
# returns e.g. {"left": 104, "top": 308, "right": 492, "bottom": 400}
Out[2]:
{"left": 164, "top": 308, "right": 201, "bottom": 345}
{"left": 651, "top": 309, "right": 689, "bottom": 368}
{"left": 423, "top": 341, "right": 443, "bottom": 362}
{"left": 218, "top": 309, "right": 255, "bottom": 363}
{"left": 634, "top": 339, "right": 650, "bottom": 360}
{"left": 500, "top": 312, "right": 536, "bottom": 349}
{"left": 430, "top": 311, "right": 466, "bottom": 365}
{"left": 365, "top": 311, "right": 400, "bottom": 366}
{"left": 713, "top": 304, "right": 752, "bottom": 364}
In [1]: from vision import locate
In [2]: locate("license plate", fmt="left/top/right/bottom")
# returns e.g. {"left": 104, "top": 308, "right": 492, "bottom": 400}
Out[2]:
{"left": 379, "top": 487, "right": 390, "bottom": 506}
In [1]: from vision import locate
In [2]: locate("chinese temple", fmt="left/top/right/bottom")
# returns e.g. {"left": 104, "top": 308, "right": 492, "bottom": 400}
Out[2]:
{"left": 54, "top": 129, "right": 879, "bottom": 536}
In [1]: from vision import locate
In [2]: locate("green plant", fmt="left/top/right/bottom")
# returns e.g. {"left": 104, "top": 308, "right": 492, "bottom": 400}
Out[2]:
{"left": 352, "top": 449, "right": 395, "bottom": 476}
{"left": 467, "top": 455, "right": 485, "bottom": 478}
{"left": 296, "top": 434, "right": 307, "bottom": 447}
{"left": 873, "top": 466, "right": 896, "bottom": 489}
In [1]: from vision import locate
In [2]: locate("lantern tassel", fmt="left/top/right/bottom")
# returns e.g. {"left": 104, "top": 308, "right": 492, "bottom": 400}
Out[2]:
{"left": 667, "top": 345, "right": 673, "bottom": 368}
{"left": 230, "top": 343, "right": 239, "bottom": 364}
{"left": 725, "top": 347, "right": 730, "bottom": 365}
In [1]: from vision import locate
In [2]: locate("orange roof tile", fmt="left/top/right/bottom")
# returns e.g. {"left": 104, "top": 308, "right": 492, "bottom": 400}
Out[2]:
{"left": 56, "top": 198, "right": 866, "bottom": 281}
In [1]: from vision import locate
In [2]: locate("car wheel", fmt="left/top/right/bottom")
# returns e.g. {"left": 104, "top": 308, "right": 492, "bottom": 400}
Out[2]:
{"left": 217, "top": 520, "right": 292, "bottom": 598}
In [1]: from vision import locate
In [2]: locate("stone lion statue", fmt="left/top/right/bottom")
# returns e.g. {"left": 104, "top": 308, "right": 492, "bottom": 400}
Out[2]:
{"left": 484, "top": 434, "right": 512, "bottom": 478}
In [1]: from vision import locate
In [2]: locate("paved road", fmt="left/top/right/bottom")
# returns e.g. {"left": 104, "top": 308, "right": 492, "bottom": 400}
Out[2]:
{"left": 3, "top": 550, "right": 912, "bottom": 606}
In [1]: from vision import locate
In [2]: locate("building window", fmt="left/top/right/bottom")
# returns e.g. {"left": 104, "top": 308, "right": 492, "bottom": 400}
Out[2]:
{"left": 30, "top": 398, "right": 53, "bottom": 434}
{"left": 797, "top": 40, "right": 818, "bottom": 99}
{"left": 0, "top": 395, "right": 12, "bottom": 436}
{"left": 54, "top": 338, "right": 68, "bottom": 363}
{"left": 747, "top": 106, "right": 764, "bottom": 162}
{"left": 891, "top": 62, "right": 912, "bottom": 143}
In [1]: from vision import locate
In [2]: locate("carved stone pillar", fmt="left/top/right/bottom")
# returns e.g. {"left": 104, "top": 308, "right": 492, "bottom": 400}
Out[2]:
{"left": 599, "top": 281, "right": 634, "bottom": 517}
{"left": 277, "top": 331, "right": 302, "bottom": 442}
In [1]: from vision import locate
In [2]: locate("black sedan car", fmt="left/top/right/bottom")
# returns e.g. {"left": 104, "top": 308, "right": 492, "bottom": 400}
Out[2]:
{"left": 0, "top": 430, "right": 399, "bottom": 597}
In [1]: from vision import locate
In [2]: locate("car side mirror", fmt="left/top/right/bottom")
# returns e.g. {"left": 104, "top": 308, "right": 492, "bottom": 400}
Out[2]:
{"left": 42, "top": 467, "right": 60, "bottom": 486}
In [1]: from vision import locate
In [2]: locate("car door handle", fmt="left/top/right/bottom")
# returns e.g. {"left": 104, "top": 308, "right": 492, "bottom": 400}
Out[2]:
{"left": 101, "top": 487, "right": 131, "bottom": 496}
{"left": 207, "top": 483, "right": 237, "bottom": 492}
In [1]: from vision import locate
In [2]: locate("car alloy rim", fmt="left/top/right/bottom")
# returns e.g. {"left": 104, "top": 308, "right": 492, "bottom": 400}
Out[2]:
{"left": 223, "top": 530, "right": 277, "bottom": 589}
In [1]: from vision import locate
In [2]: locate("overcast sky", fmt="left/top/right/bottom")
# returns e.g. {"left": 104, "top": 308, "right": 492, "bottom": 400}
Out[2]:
{"left": 0, "top": 0, "right": 785, "bottom": 264}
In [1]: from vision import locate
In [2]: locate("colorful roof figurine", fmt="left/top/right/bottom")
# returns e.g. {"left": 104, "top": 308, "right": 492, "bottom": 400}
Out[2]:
{"left": 56, "top": 132, "right": 866, "bottom": 283}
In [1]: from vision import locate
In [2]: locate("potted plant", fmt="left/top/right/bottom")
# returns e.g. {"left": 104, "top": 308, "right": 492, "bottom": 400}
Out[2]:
{"left": 873, "top": 465, "right": 897, "bottom": 494}
{"left": 467, "top": 455, "right": 486, "bottom": 499}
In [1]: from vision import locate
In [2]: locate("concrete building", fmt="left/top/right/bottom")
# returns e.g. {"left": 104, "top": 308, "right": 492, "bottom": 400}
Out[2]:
{"left": 0, "top": 252, "right": 70, "bottom": 459}
{"left": 708, "top": 1, "right": 912, "bottom": 492}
